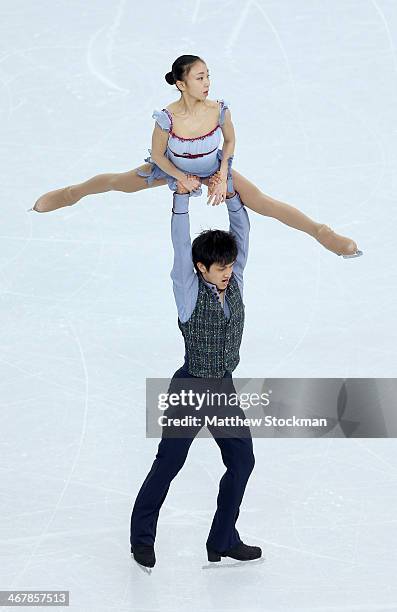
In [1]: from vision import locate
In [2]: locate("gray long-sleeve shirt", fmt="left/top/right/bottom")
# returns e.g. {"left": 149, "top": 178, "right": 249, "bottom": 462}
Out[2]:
{"left": 170, "top": 192, "right": 250, "bottom": 324}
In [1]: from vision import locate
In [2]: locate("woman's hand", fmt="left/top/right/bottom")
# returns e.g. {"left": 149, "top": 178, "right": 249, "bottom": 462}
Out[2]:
{"left": 177, "top": 174, "right": 201, "bottom": 194}
{"left": 207, "top": 171, "right": 227, "bottom": 206}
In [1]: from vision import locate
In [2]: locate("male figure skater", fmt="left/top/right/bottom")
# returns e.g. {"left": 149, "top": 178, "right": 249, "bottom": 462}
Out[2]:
{"left": 130, "top": 181, "right": 261, "bottom": 568}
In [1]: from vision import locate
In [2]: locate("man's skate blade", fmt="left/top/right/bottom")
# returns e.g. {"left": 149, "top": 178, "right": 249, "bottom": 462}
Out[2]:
{"left": 202, "top": 556, "right": 266, "bottom": 569}
{"left": 131, "top": 553, "right": 153, "bottom": 574}
{"left": 341, "top": 249, "right": 363, "bottom": 259}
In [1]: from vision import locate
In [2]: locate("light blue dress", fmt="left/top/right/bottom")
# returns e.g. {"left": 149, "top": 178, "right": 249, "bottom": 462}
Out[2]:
{"left": 137, "top": 99, "right": 234, "bottom": 196}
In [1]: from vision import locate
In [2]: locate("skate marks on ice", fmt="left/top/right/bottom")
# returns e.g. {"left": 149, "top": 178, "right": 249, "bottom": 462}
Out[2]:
{"left": 86, "top": 0, "right": 130, "bottom": 94}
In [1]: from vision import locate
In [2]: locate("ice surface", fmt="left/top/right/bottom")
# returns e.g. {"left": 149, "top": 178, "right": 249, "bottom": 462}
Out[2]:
{"left": 1, "top": 0, "right": 397, "bottom": 609}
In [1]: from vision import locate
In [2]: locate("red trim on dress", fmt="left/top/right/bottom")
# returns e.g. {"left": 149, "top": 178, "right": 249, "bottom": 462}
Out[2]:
{"left": 162, "top": 100, "right": 224, "bottom": 142}
{"left": 169, "top": 123, "right": 220, "bottom": 141}
{"left": 168, "top": 145, "right": 219, "bottom": 158}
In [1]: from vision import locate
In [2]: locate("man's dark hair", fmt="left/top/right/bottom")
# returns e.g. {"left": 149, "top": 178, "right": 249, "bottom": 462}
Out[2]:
{"left": 192, "top": 229, "right": 238, "bottom": 273}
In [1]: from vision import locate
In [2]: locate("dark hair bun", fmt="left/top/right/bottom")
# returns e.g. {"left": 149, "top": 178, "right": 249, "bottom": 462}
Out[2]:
{"left": 165, "top": 71, "right": 175, "bottom": 85}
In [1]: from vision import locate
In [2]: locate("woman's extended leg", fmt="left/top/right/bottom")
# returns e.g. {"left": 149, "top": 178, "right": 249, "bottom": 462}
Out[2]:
{"left": 29, "top": 163, "right": 167, "bottom": 213}
{"left": 227, "top": 168, "right": 360, "bottom": 257}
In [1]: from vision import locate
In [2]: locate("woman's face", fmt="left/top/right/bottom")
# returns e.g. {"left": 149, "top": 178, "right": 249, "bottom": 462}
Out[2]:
{"left": 178, "top": 61, "right": 210, "bottom": 99}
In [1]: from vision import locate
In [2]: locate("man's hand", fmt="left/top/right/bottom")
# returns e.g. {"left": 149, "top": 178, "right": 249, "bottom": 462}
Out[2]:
{"left": 176, "top": 174, "right": 201, "bottom": 194}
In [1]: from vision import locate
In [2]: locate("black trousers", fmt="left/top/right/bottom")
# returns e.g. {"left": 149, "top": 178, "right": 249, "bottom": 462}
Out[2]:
{"left": 130, "top": 363, "right": 255, "bottom": 553}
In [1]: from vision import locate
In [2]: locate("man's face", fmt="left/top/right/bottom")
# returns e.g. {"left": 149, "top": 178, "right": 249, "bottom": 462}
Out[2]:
{"left": 198, "top": 261, "right": 235, "bottom": 291}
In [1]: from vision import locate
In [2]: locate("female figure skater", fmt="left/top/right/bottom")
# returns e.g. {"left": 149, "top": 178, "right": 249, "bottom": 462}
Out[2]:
{"left": 28, "top": 54, "right": 362, "bottom": 259}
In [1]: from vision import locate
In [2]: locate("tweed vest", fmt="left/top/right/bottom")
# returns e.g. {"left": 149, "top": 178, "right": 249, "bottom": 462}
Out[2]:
{"left": 177, "top": 272, "right": 245, "bottom": 378}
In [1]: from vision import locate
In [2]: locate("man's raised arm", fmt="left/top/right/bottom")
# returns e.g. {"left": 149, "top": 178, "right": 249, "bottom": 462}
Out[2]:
{"left": 225, "top": 191, "right": 250, "bottom": 299}
{"left": 170, "top": 192, "right": 198, "bottom": 324}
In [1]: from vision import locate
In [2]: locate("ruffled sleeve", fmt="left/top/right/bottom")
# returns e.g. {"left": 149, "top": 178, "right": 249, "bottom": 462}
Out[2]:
{"left": 218, "top": 99, "right": 230, "bottom": 127}
{"left": 152, "top": 109, "right": 172, "bottom": 132}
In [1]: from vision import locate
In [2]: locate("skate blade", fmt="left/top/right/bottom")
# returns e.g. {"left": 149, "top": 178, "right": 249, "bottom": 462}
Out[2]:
{"left": 341, "top": 249, "right": 363, "bottom": 259}
{"left": 203, "top": 556, "right": 266, "bottom": 570}
{"left": 131, "top": 553, "right": 153, "bottom": 574}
